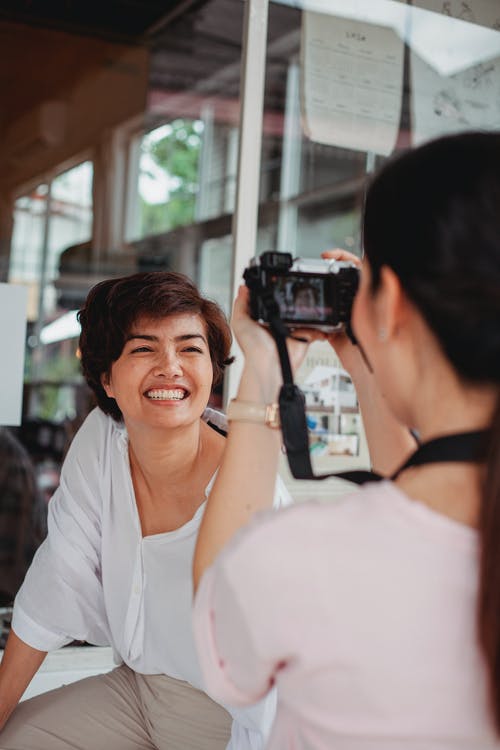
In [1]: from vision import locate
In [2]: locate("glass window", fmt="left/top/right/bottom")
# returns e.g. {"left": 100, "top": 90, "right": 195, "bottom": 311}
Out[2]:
{"left": 10, "top": 161, "right": 93, "bottom": 326}
{"left": 127, "top": 116, "right": 240, "bottom": 244}
{"left": 260, "top": 0, "right": 500, "bottom": 259}
{"left": 9, "top": 185, "right": 49, "bottom": 320}
{"left": 45, "top": 161, "right": 93, "bottom": 319}
{"left": 127, "top": 120, "right": 203, "bottom": 240}
{"left": 259, "top": 0, "right": 500, "bottom": 479}
{"left": 125, "top": 0, "right": 244, "bottom": 252}
{"left": 9, "top": 161, "right": 93, "bottom": 415}
{"left": 198, "top": 235, "right": 233, "bottom": 316}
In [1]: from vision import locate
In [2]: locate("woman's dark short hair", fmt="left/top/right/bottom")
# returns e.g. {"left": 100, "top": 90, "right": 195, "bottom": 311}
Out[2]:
{"left": 78, "top": 271, "right": 233, "bottom": 421}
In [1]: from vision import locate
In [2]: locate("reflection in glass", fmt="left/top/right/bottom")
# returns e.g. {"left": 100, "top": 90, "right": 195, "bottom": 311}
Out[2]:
{"left": 46, "top": 161, "right": 93, "bottom": 319}
{"left": 130, "top": 120, "right": 203, "bottom": 240}
{"left": 9, "top": 185, "right": 49, "bottom": 320}
{"left": 263, "top": 0, "right": 500, "bottom": 476}
{"left": 262, "top": 0, "right": 500, "bottom": 267}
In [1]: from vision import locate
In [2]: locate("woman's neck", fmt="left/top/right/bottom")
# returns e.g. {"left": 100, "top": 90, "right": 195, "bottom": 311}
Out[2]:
{"left": 126, "top": 418, "right": 226, "bottom": 536}
{"left": 127, "top": 419, "right": 204, "bottom": 488}
{"left": 410, "top": 380, "right": 496, "bottom": 445}
{"left": 394, "top": 363, "right": 496, "bottom": 528}
{"left": 406, "top": 327, "right": 497, "bottom": 443}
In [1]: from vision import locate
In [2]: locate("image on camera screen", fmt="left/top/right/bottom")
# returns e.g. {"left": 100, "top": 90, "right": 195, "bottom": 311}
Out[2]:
{"left": 273, "top": 275, "right": 333, "bottom": 323}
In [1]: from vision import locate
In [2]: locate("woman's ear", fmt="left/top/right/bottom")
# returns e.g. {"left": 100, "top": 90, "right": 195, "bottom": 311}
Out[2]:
{"left": 100, "top": 372, "right": 114, "bottom": 398}
{"left": 377, "top": 265, "right": 408, "bottom": 339}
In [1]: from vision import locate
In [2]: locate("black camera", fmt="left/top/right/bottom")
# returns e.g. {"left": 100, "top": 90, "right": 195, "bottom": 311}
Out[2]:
{"left": 243, "top": 252, "right": 359, "bottom": 333}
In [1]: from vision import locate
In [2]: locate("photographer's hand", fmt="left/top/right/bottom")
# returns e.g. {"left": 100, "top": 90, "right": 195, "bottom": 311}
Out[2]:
{"left": 321, "top": 248, "right": 365, "bottom": 375}
{"left": 232, "top": 285, "right": 324, "bottom": 403}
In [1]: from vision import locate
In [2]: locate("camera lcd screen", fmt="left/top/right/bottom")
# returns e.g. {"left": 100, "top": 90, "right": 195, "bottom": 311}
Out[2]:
{"left": 272, "top": 274, "right": 333, "bottom": 323}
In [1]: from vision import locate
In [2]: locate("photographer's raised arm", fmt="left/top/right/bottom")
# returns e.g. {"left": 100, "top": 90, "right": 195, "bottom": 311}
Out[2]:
{"left": 0, "top": 631, "right": 47, "bottom": 730}
{"left": 192, "top": 262, "right": 415, "bottom": 590}
{"left": 193, "top": 286, "right": 320, "bottom": 592}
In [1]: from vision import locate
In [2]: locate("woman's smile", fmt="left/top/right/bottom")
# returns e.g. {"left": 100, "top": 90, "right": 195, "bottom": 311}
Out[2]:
{"left": 101, "top": 313, "right": 214, "bottom": 429}
{"left": 144, "top": 388, "right": 189, "bottom": 401}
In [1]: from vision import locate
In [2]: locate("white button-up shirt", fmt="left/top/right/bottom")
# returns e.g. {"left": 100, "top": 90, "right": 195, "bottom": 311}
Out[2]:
{"left": 13, "top": 407, "right": 291, "bottom": 749}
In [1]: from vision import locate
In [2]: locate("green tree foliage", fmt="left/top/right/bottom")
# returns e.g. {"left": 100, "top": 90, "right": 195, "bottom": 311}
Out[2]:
{"left": 140, "top": 119, "right": 202, "bottom": 236}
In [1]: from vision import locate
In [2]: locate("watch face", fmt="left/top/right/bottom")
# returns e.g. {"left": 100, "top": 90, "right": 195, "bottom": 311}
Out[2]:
{"left": 265, "top": 403, "right": 280, "bottom": 429}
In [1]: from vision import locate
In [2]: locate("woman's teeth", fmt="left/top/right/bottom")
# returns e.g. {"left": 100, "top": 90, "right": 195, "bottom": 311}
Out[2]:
{"left": 146, "top": 389, "right": 186, "bottom": 400}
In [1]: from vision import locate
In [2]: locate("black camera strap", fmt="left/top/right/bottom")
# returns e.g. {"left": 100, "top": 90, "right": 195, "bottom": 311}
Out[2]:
{"left": 262, "top": 294, "right": 490, "bottom": 484}
{"left": 333, "top": 430, "right": 490, "bottom": 485}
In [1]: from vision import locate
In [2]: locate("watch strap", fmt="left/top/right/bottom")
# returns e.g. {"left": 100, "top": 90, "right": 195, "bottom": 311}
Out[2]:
{"left": 227, "top": 399, "right": 280, "bottom": 429}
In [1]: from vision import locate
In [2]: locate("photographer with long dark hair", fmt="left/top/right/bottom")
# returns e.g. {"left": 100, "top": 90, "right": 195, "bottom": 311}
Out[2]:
{"left": 192, "top": 131, "right": 500, "bottom": 748}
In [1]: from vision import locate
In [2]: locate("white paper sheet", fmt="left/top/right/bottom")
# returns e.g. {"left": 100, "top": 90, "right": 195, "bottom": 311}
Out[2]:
{"left": 413, "top": 0, "right": 500, "bottom": 31}
{"left": 410, "top": 50, "right": 500, "bottom": 144}
{"left": 301, "top": 11, "right": 405, "bottom": 155}
{"left": 407, "top": 0, "right": 500, "bottom": 81}
{"left": 0, "top": 283, "right": 28, "bottom": 426}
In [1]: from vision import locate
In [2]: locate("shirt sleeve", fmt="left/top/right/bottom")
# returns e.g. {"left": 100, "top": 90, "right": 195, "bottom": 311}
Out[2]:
{"left": 12, "top": 411, "right": 110, "bottom": 651}
{"left": 193, "top": 507, "right": 306, "bottom": 707}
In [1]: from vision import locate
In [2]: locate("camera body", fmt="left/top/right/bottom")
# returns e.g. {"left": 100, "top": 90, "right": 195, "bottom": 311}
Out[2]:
{"left": 243, "top": 251, "right": 359, "bottom": 333}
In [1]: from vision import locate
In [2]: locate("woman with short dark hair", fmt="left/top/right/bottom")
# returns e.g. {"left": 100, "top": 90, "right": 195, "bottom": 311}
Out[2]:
{"left": 0, "top": 271, "right": 290, "bottom": 749}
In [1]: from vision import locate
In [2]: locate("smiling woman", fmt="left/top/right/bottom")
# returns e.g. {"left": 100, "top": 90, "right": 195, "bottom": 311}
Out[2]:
{"left": 101, "top": 314, "right": 216, "bottom": 433}
{"left": 78, "top": 271, "right": 232, "bottom": 421}
{"left": 0, "top": 272, "right": 292, "bottom": 750}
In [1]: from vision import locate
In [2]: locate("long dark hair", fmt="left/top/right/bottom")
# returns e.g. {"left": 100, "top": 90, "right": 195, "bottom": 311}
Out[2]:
{"left": 363, "top": 131, "right": 500, "bottom": 730}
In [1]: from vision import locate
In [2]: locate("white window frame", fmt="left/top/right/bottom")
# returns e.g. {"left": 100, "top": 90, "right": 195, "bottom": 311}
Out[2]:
{"left": 226, "top": 0, "right": 270, "bottom": 402}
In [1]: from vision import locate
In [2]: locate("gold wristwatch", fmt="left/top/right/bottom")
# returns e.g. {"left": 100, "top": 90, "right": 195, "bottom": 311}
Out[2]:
{"left": 226, "top": 399, "right": 281, "bottom": 429}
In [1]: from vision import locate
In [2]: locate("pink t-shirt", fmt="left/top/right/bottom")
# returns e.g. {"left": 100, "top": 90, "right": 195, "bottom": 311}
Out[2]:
{"left": 193, "top": 481, "right": 500, "bottom": 749}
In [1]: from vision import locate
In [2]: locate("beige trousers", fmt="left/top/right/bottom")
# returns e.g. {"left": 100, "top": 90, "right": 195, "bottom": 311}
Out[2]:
{"left": 0, "top": 664, "right": 232, "bottom": 750}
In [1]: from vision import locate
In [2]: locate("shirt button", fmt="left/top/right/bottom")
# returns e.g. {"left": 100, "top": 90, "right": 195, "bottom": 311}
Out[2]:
{"left": 133, "top": 585, "right": 140, "bottom": 595}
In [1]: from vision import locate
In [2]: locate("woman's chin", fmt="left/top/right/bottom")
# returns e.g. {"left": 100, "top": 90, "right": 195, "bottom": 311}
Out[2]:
{"left": 144, "top": 401, "right": 205, "bottom": 429}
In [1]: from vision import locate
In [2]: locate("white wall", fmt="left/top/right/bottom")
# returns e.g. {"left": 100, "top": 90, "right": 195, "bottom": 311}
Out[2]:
{"left": 0, "top": 283, "right": 27, "bottom": 426}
